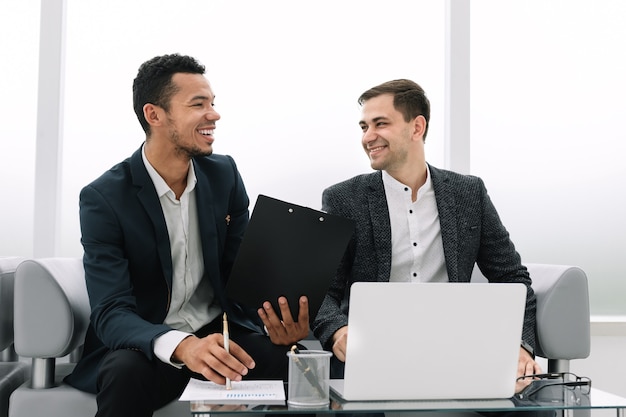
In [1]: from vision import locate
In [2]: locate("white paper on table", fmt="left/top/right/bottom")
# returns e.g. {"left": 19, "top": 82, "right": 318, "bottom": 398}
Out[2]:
{"left": 179, "top": 379, "right": 285, "bottom": 405}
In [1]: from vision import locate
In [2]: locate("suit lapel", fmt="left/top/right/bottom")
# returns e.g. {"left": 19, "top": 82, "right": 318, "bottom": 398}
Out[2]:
{"left": 429, "top": 165, "right": 459, "bottom": 282}
{"left": 367, "top": 172, "right": 392, "bottom": 282}
{"left": 129, "top": 147, "right": 174, "bottom": 286}
{"left": 191, "top": 161, "right": 220, "bottom": 290}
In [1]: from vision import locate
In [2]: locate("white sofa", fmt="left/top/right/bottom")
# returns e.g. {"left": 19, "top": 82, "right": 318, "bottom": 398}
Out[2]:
{"left": 0, "top": 258, "right": 28, "bottom": 417}
{"left": 9, "top": 258, "right": 187, "bottom": 417}
{"left": 8, "top": 258, "right": 591, "bottom": 417}
{"left": 472, "top": 263, "right": 590, "bottom": 373}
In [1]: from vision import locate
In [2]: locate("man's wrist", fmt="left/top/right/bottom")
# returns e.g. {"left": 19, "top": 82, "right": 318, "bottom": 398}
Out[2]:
{"left": 154, "top": 330, "right": 192, "bottom": 367}
{"left": 332, "top": 325, "right": 348, "bottom": 344}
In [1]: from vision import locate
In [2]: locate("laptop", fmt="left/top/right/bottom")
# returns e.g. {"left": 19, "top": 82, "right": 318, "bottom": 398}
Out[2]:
{"left": 330, "top": 281, "right": 526, "bottom": 401}
{"left": 226, "top": 195, "right": 355, "bottom": 323}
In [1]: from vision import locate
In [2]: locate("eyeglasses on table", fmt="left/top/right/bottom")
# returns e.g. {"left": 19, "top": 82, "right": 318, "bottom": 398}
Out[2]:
{"left": 515, "top": 372, "right": 591, "bottom": 401}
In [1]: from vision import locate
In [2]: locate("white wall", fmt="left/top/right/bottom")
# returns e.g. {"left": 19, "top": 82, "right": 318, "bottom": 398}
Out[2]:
{"left": 1, "top": 0, "right": 625, "bottom": 395}
{"left": 6, "top": 2, "right": 624, "bottom": 315}
{"left": 572, "top": 329, "right": 626, "bottom": 399}
{"left": 470, "top": 0, "right": 626, "bottom": 316}
{"left": 57, "top": 0, "right": 446, "bottom": 254}
{"left": 0, "top": 1, "right": 40, "bottom": 256}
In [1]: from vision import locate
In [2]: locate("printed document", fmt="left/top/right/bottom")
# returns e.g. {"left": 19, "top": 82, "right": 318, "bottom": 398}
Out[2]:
{"left": 179, "top": 379, "right": 285, "bottom": 405}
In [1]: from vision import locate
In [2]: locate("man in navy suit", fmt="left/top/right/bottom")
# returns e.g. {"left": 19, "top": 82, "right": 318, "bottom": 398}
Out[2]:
{"left": 312, "top": 79, "right": 542, "bottom": 393}
{"left": 66, "top": 54, "right": 309, "bottom": 417}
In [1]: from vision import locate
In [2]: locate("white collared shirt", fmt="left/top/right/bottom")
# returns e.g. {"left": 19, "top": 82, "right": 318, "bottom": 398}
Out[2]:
{"left": 142, "top": 145, "right": 221, "bottom": 366}
{"left": 383, "top": 166, "right": 448, "bottom": 283}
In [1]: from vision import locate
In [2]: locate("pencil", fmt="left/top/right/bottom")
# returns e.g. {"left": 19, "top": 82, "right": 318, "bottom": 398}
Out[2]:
{"left": 223, "top": 312, "right": 232, "bottom": 390}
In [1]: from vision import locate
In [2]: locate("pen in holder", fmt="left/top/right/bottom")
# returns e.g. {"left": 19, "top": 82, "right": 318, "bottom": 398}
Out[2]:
{"left": 287, "top": 346, "right": 332, "bottom": 408}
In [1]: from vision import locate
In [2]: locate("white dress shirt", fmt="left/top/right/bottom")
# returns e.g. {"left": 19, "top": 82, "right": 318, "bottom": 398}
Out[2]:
{"left": 142, "top": 146, "right": 221, "bottom": 366}
{"left": 383, "top": 166, "right": 448, "bottom": 283}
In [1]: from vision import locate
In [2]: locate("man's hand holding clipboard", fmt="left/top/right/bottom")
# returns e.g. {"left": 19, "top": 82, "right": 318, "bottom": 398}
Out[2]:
{"left": 225, "top": 195, "right": 355, "bottom": 325}
{"left": 257, "top": 295, "right": 310, "bottom": 345}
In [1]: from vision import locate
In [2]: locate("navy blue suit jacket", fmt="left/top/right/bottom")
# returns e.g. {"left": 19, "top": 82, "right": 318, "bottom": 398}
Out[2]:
{"left": 312, "top": 165, "right": 537, "bottom": 351}
{"left": 66, "top": 146, "right": 257, "bottom": 393}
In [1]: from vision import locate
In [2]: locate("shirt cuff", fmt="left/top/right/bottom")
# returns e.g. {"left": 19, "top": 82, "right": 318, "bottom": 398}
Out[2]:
{"left": 154, "top": 330, "right": 192, "bottom": 368}
{"left": 520, "top": 339, "right": 535, "bottom": 358}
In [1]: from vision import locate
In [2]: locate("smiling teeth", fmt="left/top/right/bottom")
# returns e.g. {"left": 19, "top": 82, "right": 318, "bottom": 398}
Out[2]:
{"left": 198, "top": 129, "right": 213, "bottom": 135}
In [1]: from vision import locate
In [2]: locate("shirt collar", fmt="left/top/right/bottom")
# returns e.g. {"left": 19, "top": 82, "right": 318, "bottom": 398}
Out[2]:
{"left": 382, "top": 164, "right": 433, "bottom": 198}
{"left": 141, "top": 143, "right": 197, "bottom": 198}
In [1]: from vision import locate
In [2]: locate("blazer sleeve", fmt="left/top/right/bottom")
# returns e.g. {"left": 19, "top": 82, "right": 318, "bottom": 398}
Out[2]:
{"left": 79, "top": 184, "right": 170, "bottom": 360}
{"left": 473, "top": 179, "right": 537, "bottom": 349}
{"left": 312, "top": 185, "right": 354, "bottom": 350}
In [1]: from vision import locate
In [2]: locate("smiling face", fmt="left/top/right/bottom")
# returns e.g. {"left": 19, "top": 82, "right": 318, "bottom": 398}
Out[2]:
{"left": 159, "top": 72, "right": 221, "bottom": 158}
{"left": 359, "top": 93, "right": 426, "bottom": 176}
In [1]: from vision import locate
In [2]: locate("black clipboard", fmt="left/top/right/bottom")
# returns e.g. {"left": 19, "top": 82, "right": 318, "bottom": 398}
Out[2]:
{"left": 226, "top": 195, "right": 355, "bottom": 323}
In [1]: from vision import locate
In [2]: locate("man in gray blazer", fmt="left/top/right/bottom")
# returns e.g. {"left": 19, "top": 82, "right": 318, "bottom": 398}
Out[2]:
{"left": 67, "top": 54, "right": 308, "bottom": 417}
{"left": 312, "top": 79, "right": 541, "bottom": 392}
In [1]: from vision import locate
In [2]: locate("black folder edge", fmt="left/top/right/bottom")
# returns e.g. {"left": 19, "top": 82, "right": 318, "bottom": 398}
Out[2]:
{"left": 225, "top": 195, "right": 355, "bottom": 324}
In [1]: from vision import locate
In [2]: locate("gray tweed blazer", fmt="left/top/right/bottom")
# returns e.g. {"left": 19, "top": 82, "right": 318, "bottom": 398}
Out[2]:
{"left": 312, "top": 164, "right": 536, "bottom": 351}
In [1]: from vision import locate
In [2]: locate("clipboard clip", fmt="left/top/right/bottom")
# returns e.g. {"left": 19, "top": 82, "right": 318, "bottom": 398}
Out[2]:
{"left": 288, "top": 206, "right": 325, "bottom": 222}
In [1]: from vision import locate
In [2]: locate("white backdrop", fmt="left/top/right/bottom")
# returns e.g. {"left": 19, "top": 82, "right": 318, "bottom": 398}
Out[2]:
{"left": 58, "top": 0, "right": 446, "bottom": 254}
{"left": 1, "top": 0, "right": 624, "bottom": 315}
{"left": 471, "top": 1, "right": 626, "bottom": 316}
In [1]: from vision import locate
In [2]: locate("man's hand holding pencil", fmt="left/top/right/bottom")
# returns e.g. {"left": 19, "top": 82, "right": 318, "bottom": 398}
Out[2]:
{"left": 171, "top": 318, "right": 256, "bottom": 387}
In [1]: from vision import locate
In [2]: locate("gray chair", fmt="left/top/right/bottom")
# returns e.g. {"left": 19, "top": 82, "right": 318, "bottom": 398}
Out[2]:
{"left": 8, "top": 258, "right": 591, "bottom": 417}
{"left": 8, "top": 258, "right": 187, "bottom": 417}
{"left": 472, "top": 263, "right": 591, "bottom": 373}
{"left": 0, "top": 257, "right": 28, "bottom": 417}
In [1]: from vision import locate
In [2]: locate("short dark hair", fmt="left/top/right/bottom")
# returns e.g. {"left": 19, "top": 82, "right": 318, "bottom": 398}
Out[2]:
{"left": 132, "top": 54, "right": 206, "bottom": 135}
{"left": 358, "top": 79, "right": 430, "bottom": 140}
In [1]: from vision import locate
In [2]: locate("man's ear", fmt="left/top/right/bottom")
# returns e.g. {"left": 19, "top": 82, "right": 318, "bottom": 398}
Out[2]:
{"left": 143, "top": 103, "right": 163, "bottom": 127}
{"left": 412, "top": 115, "right": 427, "bottom": 141}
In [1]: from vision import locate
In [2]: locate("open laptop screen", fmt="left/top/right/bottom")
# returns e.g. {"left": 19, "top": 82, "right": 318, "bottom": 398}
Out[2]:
{"left": 336, "top": 282, "right": 526, "bottom": 401}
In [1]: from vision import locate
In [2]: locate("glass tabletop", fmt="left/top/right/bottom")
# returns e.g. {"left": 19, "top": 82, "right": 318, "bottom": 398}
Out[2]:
{"left": 189, "top": 387, "right": 626, "bottom": 415}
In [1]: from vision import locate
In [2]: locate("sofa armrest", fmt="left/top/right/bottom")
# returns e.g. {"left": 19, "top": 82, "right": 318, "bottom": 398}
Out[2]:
{"left": 13, "top": 258, "right": 89, "bottom": 359}
{"left": 471, "top": 262, "right": 591, "bottom": 367}
{"left": 1, "top": 257, "right": 25, "bottom": 356}
{"left": 526, "top": 263, "right": 590, "bottom": 361}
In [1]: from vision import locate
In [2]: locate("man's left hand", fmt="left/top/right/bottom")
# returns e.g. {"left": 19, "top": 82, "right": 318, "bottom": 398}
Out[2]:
{"left": 515, "top": 346, "right": 542, "bottom": 393}
{"left": 258, "top": 296, "right": 310, "bottom": 345}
